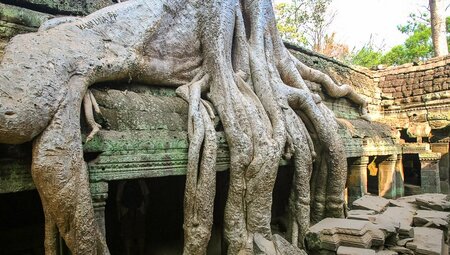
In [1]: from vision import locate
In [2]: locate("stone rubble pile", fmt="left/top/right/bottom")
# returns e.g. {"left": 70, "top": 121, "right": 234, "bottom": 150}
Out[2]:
{"left": 306, "top": 194, "right": 450, "bottom": 255}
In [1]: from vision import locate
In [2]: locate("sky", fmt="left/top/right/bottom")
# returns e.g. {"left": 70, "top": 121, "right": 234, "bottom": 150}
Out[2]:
{"left": 275, "top": 0, "right": 450, "bottom": 52}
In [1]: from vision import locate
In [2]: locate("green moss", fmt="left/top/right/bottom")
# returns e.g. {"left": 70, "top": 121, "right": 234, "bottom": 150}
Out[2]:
{"left": 0, "top": 3, "right": 52, "bottom": 28}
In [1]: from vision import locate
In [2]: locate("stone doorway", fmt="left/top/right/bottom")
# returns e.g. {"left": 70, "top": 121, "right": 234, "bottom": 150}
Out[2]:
{"left": 402, "top": 154, "right": 422, "bottom": 195}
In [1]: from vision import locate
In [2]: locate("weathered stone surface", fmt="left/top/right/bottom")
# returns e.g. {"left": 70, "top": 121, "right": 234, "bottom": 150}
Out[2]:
{"left": 337, "top": 246, "right": 376, "bottom": 255}
{"left": 405, "top": 227, "right": 444, "bottom": 255}
{"left": 306, "top": 218, "right": 385, "bottom": 251}
{"left": 377, "top": 207, "right": 414, "bottom": 237}
{"left": 376, "top": 250, "right": 398, "bottom": 255}
{"left": 273, "top": 234, "right": 307, "bottom": 255}
{"left": 348, "top": 209, "right": 377, "bottom": 216}
{"left": 414, "top": 210, "right": 450, "bottom": 228}
{"left": 253, "top": 233, "right": 277, "bottom": 255}
{"left": 0, "top": 3, "right": 52, "bottom": 57}
{"left": 389, "top": 199, "right": 418, "bottom": 211}
{"left": 397, "top": 238, "right": 414, "bottom": 247}
{"left": 414, "top": 193, "right": 450, "bottom": 211}
{"left": 388, "top": 246, "right": 414, "bottom": 255}
{"left": 91, "top": 86, "right": 189, "bottom": 132}
{"left": 347, "top": 209, "right": 378, "bottom": 221}
{"left": 353, "top": 195, "right": 390, "bottom": 213}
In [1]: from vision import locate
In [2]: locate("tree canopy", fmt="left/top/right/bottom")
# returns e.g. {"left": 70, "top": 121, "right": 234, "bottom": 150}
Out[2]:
{"left": 275, "top": 1, "right": 449, "bottom": 68}
{"left": 349, "top": 12, "right": 449, "bottom": 67}
{"left": 275, "top": 0, "right": 336, "bottom": 52}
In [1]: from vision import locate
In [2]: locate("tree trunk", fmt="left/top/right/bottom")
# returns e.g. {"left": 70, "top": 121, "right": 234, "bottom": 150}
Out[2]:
{"left": 429, "top": 0, "right": 449, "bottom": 56}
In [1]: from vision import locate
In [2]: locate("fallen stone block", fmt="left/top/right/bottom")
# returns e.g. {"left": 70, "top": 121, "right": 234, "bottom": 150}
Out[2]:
{"left": 347, "top": 209, "right": 378, "bottom": 221}
{"left": 353, "top": 195, "right": 390, "bottom": 213}
{"left": 337, "top": 246, "right": 376, "bottom": 255}
{"left": 389, "top": 199, "right": 418, "bottom": 212}
{"left": 254, "top": 233, "right": 276, "bottom": 255}
{"left": 273, "top": 234, "right": 307, "bottom": 255}
{"left": 376, "top": 250, "right": 398, "bottom": 255}
{"left": 348, "top": 209, "right": 377, "bottom": 216}
{"left": 413, "top": 210, "right": 450, "bottom": 229}
{"left": 306, "top": 218, "right": 386, "bottom": 251}
{"left": 388, "top": 246, "right": 414, "bottom": 255}
{"left": 377, "top": 207, "right": 414, "bottom": 238}
{"left": 414, "top": 193, "right": 450, "bottom": 211}
{"left": 405, "top": 227, "right": 444, "bottom": 255}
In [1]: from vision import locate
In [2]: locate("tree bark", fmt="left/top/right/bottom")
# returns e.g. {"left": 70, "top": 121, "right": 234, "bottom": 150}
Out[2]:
{"left": 429, "top": 0, "right": 449, "bottom": 56}
{"left": 0, "top": 0, "right": 369, "bottom": 254}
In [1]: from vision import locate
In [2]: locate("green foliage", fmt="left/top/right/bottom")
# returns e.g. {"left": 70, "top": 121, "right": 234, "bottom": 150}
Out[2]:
{"left": 275, "top": 0, "right": 334, "bottom": 49}
{"left": 348, "top": 44, "right": 383, "bottom": 67}
{"left": 349, "top": 12, "right": 447, "bottom": 68}
{"left": 381, "top": 23, "right": 433, "bottom": 66}
{"left": 275, "top": 2, "right": 309, "bottom": 45}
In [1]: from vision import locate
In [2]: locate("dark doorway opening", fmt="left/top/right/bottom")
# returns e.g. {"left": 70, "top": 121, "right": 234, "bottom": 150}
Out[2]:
{"left": 105, "top": 171, "right": 229, "bottom": 255}
{"left": 402, "top": 154, "right": 421, "bottom": 195}
{"left": 271, "top": 166, "right": 294, "bottom": 238}
{"left": 0, "top": 190, "right": 45, "bottom": 255}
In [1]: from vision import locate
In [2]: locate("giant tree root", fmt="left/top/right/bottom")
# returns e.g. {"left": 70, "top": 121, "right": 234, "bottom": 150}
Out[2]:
{"left": 0, "top": 0, "right": 368, "bottom": 254}
{"left": 176, "top": 73, "right": 217, "bottom": 254}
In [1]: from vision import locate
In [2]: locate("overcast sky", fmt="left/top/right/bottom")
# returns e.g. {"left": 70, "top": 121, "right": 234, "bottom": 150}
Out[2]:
{"left": 274, "top": 0, "right": 450, "bottom": 52}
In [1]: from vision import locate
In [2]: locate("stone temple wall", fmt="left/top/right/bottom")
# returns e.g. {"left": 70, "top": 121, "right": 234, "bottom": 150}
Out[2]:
{"left": 375, "top": 56, "right": 450, "bottom": 133}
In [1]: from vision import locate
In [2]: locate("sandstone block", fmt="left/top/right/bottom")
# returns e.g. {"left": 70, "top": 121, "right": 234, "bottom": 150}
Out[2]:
{"left": 388, "top": 246, "right": 414, "bottom": 254}
{"left": 376, "top": 250, "right": 399, "bottom": 255}
{"left": 413, "top": 210, "right": 450, "bottom": 238}
{"left": 353, "top": 195, "right": 390, "bottom": 213}
{"left": 405, "top": 227, "right": 444, "bottom": 255}
{"left": 414, "top": 193, "right": 450, "bottom": 211}
{"left": 306, "top": 218, "right": 385, "bottom": 251}
{"left": 337, "top": 246, "right": 376, "bottom": 255}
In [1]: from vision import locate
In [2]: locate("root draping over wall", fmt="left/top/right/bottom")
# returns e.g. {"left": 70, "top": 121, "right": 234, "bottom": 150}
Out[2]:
{"left": 0, "top": 0, "right": 368, "bottom": 254}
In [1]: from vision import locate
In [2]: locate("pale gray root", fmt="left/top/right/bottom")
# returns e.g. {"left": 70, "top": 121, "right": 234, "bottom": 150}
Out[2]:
{"left": 39, "top": 16, "right": 81, "bottom": 31}
{"left": 289, "top": 53, "right": 370, "bottom": 120}
{"left": 263, "top": 25, "right": 315, "bottom": 249}
{"left": 285, "top": 107, "right": 313, "bottom": 248}
{"left": 43, "top": 206, "right": 58, "bottom": 255}
{"left": 176, "top": 74, "right": 217, "bottom": 255}
{"left": 283, "top": 85, "right": 347, "bottom": 218}
{"left": 202, "top": 0, "right": 348, "bottom": 253}
{"left": 31, "top": 76, "right": 108, "bottom": 255}
{"left": 83, "top": 90, "right": 102, "bottom": 142}
{"left": 89, "top": 90, "right": 102, "bottom": 115}
{"left": 309, "top": 144, "right": 328, "bottom": 224}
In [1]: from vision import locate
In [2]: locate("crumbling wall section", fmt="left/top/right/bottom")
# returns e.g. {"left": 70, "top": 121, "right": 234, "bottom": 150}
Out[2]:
{"left": 286, "top": 43, "right": 382, "bottom": 119}
{"left": 375, "top": 56, "right": 450, "bottom": 134}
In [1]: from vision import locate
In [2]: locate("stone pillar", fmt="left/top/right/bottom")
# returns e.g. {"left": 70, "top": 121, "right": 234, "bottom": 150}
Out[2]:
{"left": 347, "top": 156, "right": 369, "bottom": 207}
{"left": 395, "top": 154, "right": 405, "bottom": 198}
{"left": 378, "top": 155, "right": 397, "bottom": 199}
{"left": 419, "top": 153, "right": 441, "bottom": 193}
{"left": 431, "top": 143, "right": 449, "bottom": 194}
{"left": 90, "top": 181, "right": 109, "bottom": 236}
